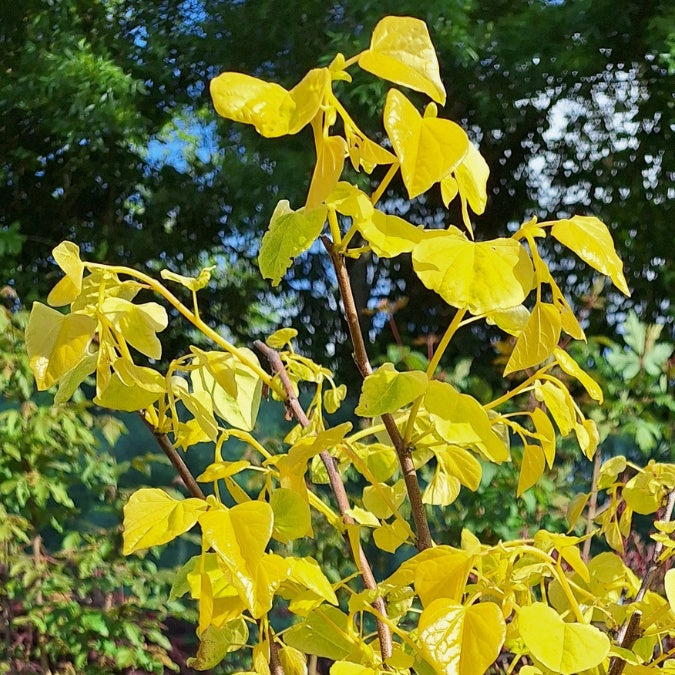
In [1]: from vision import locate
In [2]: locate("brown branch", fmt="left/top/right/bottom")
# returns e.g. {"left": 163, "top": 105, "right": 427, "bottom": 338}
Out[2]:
{"left": 322, "top": 236, "right": 433, "bottom": 551}
{"left": 608, "top": 488, "right": 675, "bottom": 675}
{"left": 254, "top": 340, "right": 393, "bottom": 661}
{"left": 138, "top": 412, "right": 205, "bottom": 500}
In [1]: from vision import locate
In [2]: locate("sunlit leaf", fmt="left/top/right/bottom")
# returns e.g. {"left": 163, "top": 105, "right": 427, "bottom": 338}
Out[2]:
{"left": 259, "top": 200, "right": 328, "bottom": 286}
{"left": 518, "top": 444, "right": 545, "bottom": 497}
{"left": 549, "top": 216, "right": 630, "bottom": 296}
{"left": 278, "top": 645, "right": 308, "bottom": 675}
{"left": 358, "top": 16, "right": 446, "bottom": 104}
{"left": 425, "top": 381, "right": 509, "bottom": 462}
{"left": 306, "top": 134, "right": 347, "bottom": 209}
{"left": 188, "top": 619, "right": 248, "bottom": 670}
{"left": 534, "top": 380, "right": 575, "bottom": 436}
{"left": 355, "top": 363, "right": 428, "bottom": 417}
{"left": 357, "top": 210, "right": 427, "bottom": 258}
{"left": 504, "top": 303, "right": 561, "bottom": 375}
{"left": 161, "top": 266, "right": 215, "bottom": 292}
{"left": 518, "top": 603, "right": 610, "bottom": 675}
{"left": 271, "top": 488, "right": 312, "bottom": 542}
{"left": 413, "top": 230, "right": 534, "bottom": 315}
{"left": 384, "top": 89, "right": 468, "bottom": 198}
{"left": 196, "top": 460, "right": 250, "bottom": 483}
{"left": 422, "top": 465, "right": 461, "bottom": 507}
{"left": 485, "top": 305, "right": 530, "bottom": 336}
{"left": 100, "top": 296, "right": 168, "bottom": 360}
{"left": 373, "top": 519, "right": 410, "bottom": 553}
{"left": 47, "top": 241, "right": 85, "bottom": 306}
{"left": 414, "top": 549, "right": 473, "bottom": 607}
{"left": 553, "top": 347, "right": 603, "bottom": 403}
{"left": 26, "top": 303, "right": 97, "bottom": 390}
{"left": 531, "top": 407, "right": 556, "bottom": 468}
{"left": 266, "top": 327, "right": 298, "bottom": 349}
{"left": 122, "top": 488, "right": 207, "bottom": 555}
{"left": 418, "top": 599, "right": 505, "bottom": 675}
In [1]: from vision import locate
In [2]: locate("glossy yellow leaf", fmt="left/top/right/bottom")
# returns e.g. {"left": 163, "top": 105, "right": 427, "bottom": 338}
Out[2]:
{"left": 26, "top": 303, "right": 97, "bottom": 390}
{"left": 357, "top": 210, "right": 427, "bottom": 258}
{"left": 518, "top": 445, "right": 545, "bottom": 497}
{"left": 425, "top": 381, "right": 509, "bottom": 462}
{"left": 70, "top": 267, "right": 143, "bottom": 313}
{"left": 531, "top": 408, "right": 556, "bottom": 468}
{"left": 437, "top": 444, "right": 482, "bottom": 491}
{"left": 100, "top": 296, "right": 168, "bottom": 360}
{"left": 355, "top": 363, "right": 428, "bottom": 417}
{"left": 190, "top": 347, "right": 238, "bottom": 398}
{"left": 418, "top": 599, "right": 505, "bottom": 675}
{"left": 413, "top": 230, "right": 534, "bottom": 315}
{"left": 326, "top": 182, "right": 374, "bottom": 221}
{"left": 373, "top": 519, "right": 410, "bottom": 553}
{"left": 504, "top": 303, "right": 561, "bottom": 375}
{"left": 284, "top": 606, "right": 370, "bottom": 662}
{"left": 353, "top": 443, "right": 398, "bottom": 483}
{"left": 173, "top": 382, "right": 219, "bottom": 441}
{"left": 597, "top": 455, "right": 627, "bottom": 489}
{"left": 278, "top": 645, "right": 308, "bottom": 675}
{"left": 485, "top": 305, "right": 530, "bottom": 336}
{"left": 553, "top": 347, "right": 603, "bottom": 403}
{"left": 199, "top": 502, "right": 276, "bottom": 617}
{"left": 191, "top": 348, "right": 262, "bottom": 431}
{"left": 47, "top": 241, "right": 85, "bottom": 306}
{"left": 259, "top": 200, "right": 328, "bottom": 286}
{"left": 160, "top": 265, "right": 215, "bottom": 292}
{"left": 210, "top": 68, "right": 329, "bottom": 138}
{"left": 414, "top": 549, "right": 473, "bottom": 607}
{"left": 95, "top": 370, "right": 163, "bottom": 412}
{"left": 358, "top": 16, "right": 446, "bottom": 104}
{"left": 306, "top": 134, "right": 347, "bottom": 209}
{"left": 265, "top": 327, "right": 298, "bottom": 349}
{"left": 196, "top": 460, "right": 250, "bottom": 483}
{"left": 550, "top": 216, "right": 630, "bottom": 296}
{"left": 665, "top": 569, "right": 675, "bottom": 613}
{"left": 362, "top": 480, "right": 407, "bottom": 520}
{"left": 423, "top": 465, "right": 461, "bottom": 506}
{"left": 343, "top": 119, "right": 396, "bottom": 173}
{"left": 454, "top": 141, "right": 490, "bottom": 222}
{"left": 188, "top": 618, "right": 248, "bottom": 670}
{"left": 574, "top": 418, "right": 599, "bottom": 459}
{"left": 122, "top": 488, "right": 207, "bottom": 555}
{"left": 384, "top": 89, "right": 468, "bottom": 198}
{"left": 518, "top": 603, "right": 610, "bottom": 675}
{"left": 534, "top": 380, "right": 575, "bottom": 436}
{"left": 271, "top": 488, "right": 312, "bottom": 542}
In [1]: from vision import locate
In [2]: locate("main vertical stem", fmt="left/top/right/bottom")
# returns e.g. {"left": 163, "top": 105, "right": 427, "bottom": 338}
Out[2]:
{"left": 323, "top": 237, "right": 433, "bottom": 552}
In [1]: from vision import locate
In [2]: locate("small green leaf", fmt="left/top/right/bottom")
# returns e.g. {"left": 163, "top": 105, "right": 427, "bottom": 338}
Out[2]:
{"left": 355, "top": 363, "right": 428, "bottom": 417}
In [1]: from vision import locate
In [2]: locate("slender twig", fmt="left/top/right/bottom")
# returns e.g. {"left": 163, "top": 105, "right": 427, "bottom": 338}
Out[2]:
{"left": 322, "top": 236, "right": 433, "bottom": 551}
{"left": 254, "top": 340, "right": 393, "bottom": 661}
{"left": 608, "top": 488, "right": 675, "bottom": 675}
{"left": 138, "top": 412, "right": 205, "bottom": 500}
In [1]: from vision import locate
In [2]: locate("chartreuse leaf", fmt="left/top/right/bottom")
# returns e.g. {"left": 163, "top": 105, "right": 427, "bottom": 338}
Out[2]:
{"left": 187, "top": 618, "right": 248, "bottom": 670}
{"left": 191, "top": 348, "right": 262, "bottom": 431}
{"left": 355, "top": 363, "right": 428, "bottom": 417}
{"left": 418, "top": 599, "right": 505, "bottom": 675}
{"left": 504, "top": 303, "right": 561, "bottom": 375}
{"left": 161, "top": 266, "right": 215, "bottom": 292}
{"left": 47, "top": 241, "right": 85, "bottom": 306}
{"left": 199, "top": 502, "right": 277, "bottom": 617}
{"left": 26, "top": 302, "right": 97, "bottom": 389}
{"left": 266, "top": 327, "right": 298, "bottom": 349}
{"left": 534, "top": 380, "right": 575, "bottom": 436}
{"left": 413, "top": 230, "right": 534, "bottom": 315}
{"left": 306, "top": 134, "right": 348, "bottom": 209}
{"left": 284, "top": 606, "right": 372, "bottom": 663}
{"left": 485, "top": 305, "right": 530, "bottom": 336}
{"left": 210, "top": 68, "right": 329, "bottom": 138}
{"left": 665, "top": 569, "right": 675, "bottom": 613}
{"left": 518, "top": 445, "right": 546, "bottom": 497}
{"left": 413, "top": 549, "right": 473, "bottom": 607}
{"left": 423, "top": 466, "right": 461, "bottom": 507}
{"left": 278, "top": 645, "right": 307, "bottom": 675}
{"left": 196, "top": 460, "right": 250, "bottom": 483}
{"left": 122, "top": 488, "right": 207, "bottom": 555}
{"left": 100, "top": 296, "right": 168, "bottom": 360}
{"left": 384, "top": 89, "right": 468, "bottom": 198}
{"left": 259, "top": 200, "right": 328, "bottom": 286}
{"left": 271, "top": 488, "right": 312, "bottom": 542}
{"left": 549, "top": 216, "right": 630, "bottom": 296}
{"left": 425, "top": 381, "right": 509, "bottom": 462}
{"left": 357, "top": 210, "right": 427, "bottom": 258}
{"left": 95, "top": 358, "right": 166, "bottom": 412}
{"left": 373, "top": 519, "right": 410, "bottom": 553}
{"left": 358, "top": 16, "right": 446, "bottom": 104}
{"left": 518, "top": 603, "right": 610, "bottom": 675}
{"left": 531, "top": 407, "right": 556, "bottom": 468}
{"left": 553, "top": 347, "right": 603, "bottom": 403}
{"left": 53, "top": 353, "right": 97, "bottom": 405}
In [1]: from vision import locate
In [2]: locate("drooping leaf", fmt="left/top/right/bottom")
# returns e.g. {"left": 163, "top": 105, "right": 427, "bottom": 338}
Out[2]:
{"left": 355, "top": 363, "right": 428, "bottom": 417}
{"left": 358, "top": 16, "right": 446, "bottom": 104}
{"left": 384, "top": 90, "right": 468, "bottom": 198}
{"left": 47, "top": 241, "right": 85, "bottom": 306}
{"left": 122, "top": 488, "right": 207, "bottom": 555}
{"left": 413, "top": 230, "right": 534, "bottom": 315}
{"left": 285, "top": 556, "right": 338, "bottom": 607}
{"left": 258, "top": 200, "right": 328, "bottom": 286}
{"left": 357, "top": 210, "right": 427, "bottom": 258}
{"left": 534, "top": 380, "right": 575, "bottom": 436}
{"left": 161, "top": 266, "right": 215, "bottom": 292}
{"left": 553, "top": 347, "right": 603, "bottom": 403}
{"left": 26, "top": 303, "right": 97, "bottom": 390}
{"left": 518, "top": 603, "right": 610, "bottom": 675}
{"left": 100, "top": 296, "right": 168, "bottom": 360}
{"left": 531, "top": 407, "right": 556, "bottom": 468}
{"left": 422, "top": 465, "right": 461, "bottom": 507}
{"left": 418, "top": 599, "right": 506, "bottom": 675}
{"left": 518, "top": 444, "right": 546, "bottom": 497}
{"left": 549, "top": 216, "right": 630, "bottom": 296}
{"left": 425, "top": 381, "right": 509, "bottom": 462}
{"left": 95, "top": 357, "right": 166, "bottom": 412}
{"left": 504, "top": 303, "right": 561, "bottom": 375}
{"left": 306, "top": 134, "right": 347, "bottom": 209}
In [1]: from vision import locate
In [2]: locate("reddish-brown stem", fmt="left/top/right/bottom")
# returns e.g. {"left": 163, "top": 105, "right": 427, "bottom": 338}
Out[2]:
{"left": 254, "top": 340, "right": 393, "bottom": 661}
{"left": 139, "top": 413, "right": 206, "bottom": 500}
{"left": 322, "top": 236, "right": 433, "bottom": 552}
